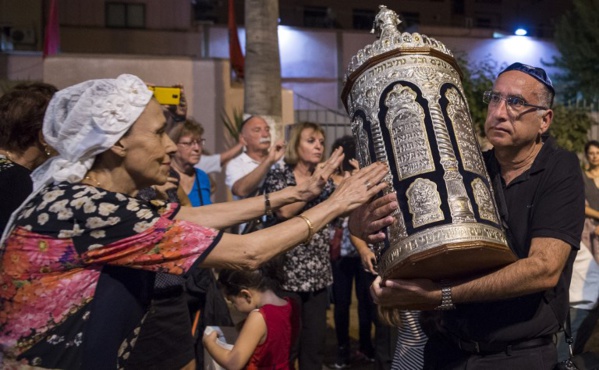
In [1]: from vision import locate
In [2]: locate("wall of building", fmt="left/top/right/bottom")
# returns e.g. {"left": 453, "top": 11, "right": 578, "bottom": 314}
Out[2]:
{"left": 0, "top": 52, "right": 43, "bottom": 81}
{"left": 60, "top": 27, "right": 205, "bottom": 57}
{"left": 2, "top": 22, "right": 562, "bottom": 113}
{"left": 55, "top": 0, "right": 191, "bottom": 29}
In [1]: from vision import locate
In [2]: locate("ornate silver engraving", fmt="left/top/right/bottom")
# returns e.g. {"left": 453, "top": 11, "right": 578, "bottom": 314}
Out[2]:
{"left": 427, "top": 98, "right": 476, "bottom": 224}
{"left": 445, "top": 87, "right": 487, "bottom": 177}
{"left": 406, "top": 178, "right": 444, "bottom": 228}
{"left": 384, "top": 84, "right": 435, "bottom": 179}
{"left": 471, "top": 178, "right": 499, "bottom": 223}
{"left": 378, "top": 222, "right": 509, "bottom": 275}
{"left": 352, "top": 116, "right": 372, "bottom": 168}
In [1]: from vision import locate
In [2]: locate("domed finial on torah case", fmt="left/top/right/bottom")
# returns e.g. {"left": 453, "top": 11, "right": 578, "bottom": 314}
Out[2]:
{"left": 370, "top": 5, "right": 401, "bottom": 38}
{"left": 342, "top": 4, "right": 458, "bottom": 111}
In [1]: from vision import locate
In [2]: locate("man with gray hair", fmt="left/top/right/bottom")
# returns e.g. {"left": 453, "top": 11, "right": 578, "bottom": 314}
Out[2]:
{"left": 225, "top": 115, "right": 285, "bottom": 201}
{"left": 357, "top": 63, "right": 585, "bottom": 369}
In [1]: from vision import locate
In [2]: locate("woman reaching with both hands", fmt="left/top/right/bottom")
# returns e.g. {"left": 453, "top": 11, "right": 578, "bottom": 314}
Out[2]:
{"left": 0, "top": 74, "right": 388, "bottom": 370}
{"left": 261, "top": 121, "right": 333, "bottom": 370}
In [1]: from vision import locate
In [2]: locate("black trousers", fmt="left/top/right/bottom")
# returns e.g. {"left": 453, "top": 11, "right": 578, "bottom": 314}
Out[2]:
{"left": 423, "top": 331, "right": 557, "bottom": 370}
{"left": 284, "top": 288, "right": 329, "bottom": 370}
{"left": 332, "top": 256, "right": 376, "bottom": 356}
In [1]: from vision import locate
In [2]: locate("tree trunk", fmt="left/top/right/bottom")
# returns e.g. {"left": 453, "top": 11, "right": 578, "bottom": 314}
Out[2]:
{"left": 244, "top": 0, "right": 283, "bottom": 140}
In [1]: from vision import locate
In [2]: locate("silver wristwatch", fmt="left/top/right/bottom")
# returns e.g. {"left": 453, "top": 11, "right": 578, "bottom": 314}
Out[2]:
{"left": 435, "top": 284, "right": 456, "bottom": 310}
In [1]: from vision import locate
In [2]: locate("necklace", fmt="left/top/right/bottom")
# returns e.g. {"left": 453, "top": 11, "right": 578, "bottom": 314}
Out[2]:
{"left": 83, "top": 175, "right": 102, "bottom": 187}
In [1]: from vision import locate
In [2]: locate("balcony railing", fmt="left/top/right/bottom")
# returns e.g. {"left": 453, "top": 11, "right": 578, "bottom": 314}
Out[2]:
{"left": 294, "top": 93, "right": 352, "bottom": 144}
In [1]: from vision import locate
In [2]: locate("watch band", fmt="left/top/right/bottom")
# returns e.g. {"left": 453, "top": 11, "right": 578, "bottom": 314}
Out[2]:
{"left": 264, "top": 192, "right": 273, "bottom": 217}
{"left": 435, "top": 283, "right": 456, "bottom": 310}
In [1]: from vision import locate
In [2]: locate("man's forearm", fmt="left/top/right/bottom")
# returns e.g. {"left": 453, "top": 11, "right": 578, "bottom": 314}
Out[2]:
{"left": 373, "top": 237, "right": 572, "bottom": 310}
{"left": 451, "top": 237, "right": 571, "bottom": 304}
{"left": 220, "top": 143, "right": 243, "bottom": 166}
{"left": 231, "top": 160, "right": 273, "bottom": 197}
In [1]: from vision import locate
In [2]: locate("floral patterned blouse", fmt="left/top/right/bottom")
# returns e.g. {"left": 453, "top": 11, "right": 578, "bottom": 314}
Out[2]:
{"left": 263, "top": 163, "right": 334, "bottom": 292}
{"left": 0, "top": 182, "right": 222, "bottom": 369}
{"left": 0, "top": 156, "right": 33, "bottom": 235}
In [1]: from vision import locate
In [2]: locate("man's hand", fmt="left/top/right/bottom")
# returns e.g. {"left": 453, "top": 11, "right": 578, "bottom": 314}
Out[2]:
{"left": 267, "top": 139, "right": 286, "bottom": 165}
{"left": 353, "top": 235, "right": 378, "bottom": 275}
{"left": 370, "top": 276, "right": 441, "bottom": 310}
{"left": 349, "top": 192, "right": 398, "bottom": 243}
{"left": 172, "top": 84, "right": 187, "bottom": 120}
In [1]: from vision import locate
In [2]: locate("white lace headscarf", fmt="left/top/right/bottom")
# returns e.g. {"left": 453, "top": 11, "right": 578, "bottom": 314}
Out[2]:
{"left": 1, "top": 74, "right": 153, "bottom": 245}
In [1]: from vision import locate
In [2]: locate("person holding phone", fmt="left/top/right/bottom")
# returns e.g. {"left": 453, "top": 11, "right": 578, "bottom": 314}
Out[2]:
{"left": 153, "top": 84, "right": 244, "bottom": 176}
{"left": 0, "top": 74, "right": 389, "bottom": 369}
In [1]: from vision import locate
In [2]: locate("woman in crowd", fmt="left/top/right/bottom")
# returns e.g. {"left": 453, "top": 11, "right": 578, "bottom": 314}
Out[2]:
{"left": 169, "top": 118, "right": 212, "bottom": 206}
{"left": 0, "top": 74, "right": 388, "bottom": 369}
{"left": 557, "top": 140, "right": 599, "bottom": 360}
{"left": 128, "top": 120, "right": 223, "bottom": 369}
{"left": 263, "top": 121, "right": 332, "bottom": 370}
{"left": 0, "top": 82, "right": 57, "bottom": 234}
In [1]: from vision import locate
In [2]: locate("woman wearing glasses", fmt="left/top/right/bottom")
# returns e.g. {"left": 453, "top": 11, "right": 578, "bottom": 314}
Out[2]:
{"left": 169, "top": 119, "right": 212, "bottom": 206}
{"left": 0, "top": 74, "right": 388, "bottom": 369}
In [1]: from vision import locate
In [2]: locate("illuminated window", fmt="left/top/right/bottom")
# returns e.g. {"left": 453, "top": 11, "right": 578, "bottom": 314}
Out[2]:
{"left": 106, "top": 3, "right": 145, "bottom": 28}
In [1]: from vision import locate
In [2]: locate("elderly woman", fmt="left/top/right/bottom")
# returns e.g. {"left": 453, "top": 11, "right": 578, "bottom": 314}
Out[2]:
{"left": 262, "top": 121, "right": 334, "bottom": 370}
{"left": 0, "top": 82, "right": 57, "bottom": 234}
{"left": 169, "top": 118, "right": 212, "bottom": 206}
{"left": 0, "top": 75, "right": 388, "bottom": 369}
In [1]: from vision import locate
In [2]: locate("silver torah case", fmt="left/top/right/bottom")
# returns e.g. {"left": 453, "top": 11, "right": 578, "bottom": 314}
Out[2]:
{"left": 342, "top": 5, "right": 516, "bottom": 281}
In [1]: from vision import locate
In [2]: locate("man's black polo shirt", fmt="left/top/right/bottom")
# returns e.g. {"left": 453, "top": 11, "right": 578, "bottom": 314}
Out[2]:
{"left": 441, "top": 136, "right": 584, "bottom": 343}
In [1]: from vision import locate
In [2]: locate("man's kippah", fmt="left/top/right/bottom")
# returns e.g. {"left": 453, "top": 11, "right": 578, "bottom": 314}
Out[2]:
{"left": 498, "top": 62, "right": 554, "bottom": 95}
{"left": 239, "top": 115, "right": 256, "bottom": 132}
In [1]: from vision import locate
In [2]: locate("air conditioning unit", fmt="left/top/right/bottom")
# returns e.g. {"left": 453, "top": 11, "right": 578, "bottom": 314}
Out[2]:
{"left": 10, "top": 28, "right": 36, "bottom": 45}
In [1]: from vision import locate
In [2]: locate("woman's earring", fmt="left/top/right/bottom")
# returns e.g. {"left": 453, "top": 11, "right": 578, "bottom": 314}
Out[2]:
{"left": 44, "top": 145, "right": 52, "bottom": 157}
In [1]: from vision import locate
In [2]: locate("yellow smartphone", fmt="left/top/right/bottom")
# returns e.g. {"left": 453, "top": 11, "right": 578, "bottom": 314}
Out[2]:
{"left": 148, "top": 86, "right": 181, "bottom": 105}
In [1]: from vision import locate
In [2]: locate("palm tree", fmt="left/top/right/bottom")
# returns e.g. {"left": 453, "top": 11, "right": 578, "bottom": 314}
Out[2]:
{"left": 243, "top": 0, "right": 283, "bottom": 139}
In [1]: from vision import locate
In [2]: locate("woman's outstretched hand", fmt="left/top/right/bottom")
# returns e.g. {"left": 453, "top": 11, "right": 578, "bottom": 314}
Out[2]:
{"left": 328, "top": 161, "right": 389, "bottom": 216}
{"left": 297, "top": 147, "right": 345, "bottom": 202}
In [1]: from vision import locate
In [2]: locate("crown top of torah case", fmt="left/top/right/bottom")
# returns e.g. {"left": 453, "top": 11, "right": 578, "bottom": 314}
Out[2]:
{"left": 343, "top": 5, "right": 517, "bottom": 281}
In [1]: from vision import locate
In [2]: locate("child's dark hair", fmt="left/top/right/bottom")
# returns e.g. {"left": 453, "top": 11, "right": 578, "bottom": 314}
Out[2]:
{"left": 331, "top": 135, "right": 356, "bottom": 172}
{"left": 217, "top": 256, "right": 285, "bottom": 296}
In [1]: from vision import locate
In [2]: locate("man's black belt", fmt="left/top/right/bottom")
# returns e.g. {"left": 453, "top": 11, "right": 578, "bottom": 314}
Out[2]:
{"left": 449, "top": 334, "right": 554, "bottom": 355}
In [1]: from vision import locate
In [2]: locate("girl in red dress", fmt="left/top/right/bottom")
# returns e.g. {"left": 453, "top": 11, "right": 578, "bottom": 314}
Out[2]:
{"left": 204, "top": 259, "right": 300, "bottom": 370}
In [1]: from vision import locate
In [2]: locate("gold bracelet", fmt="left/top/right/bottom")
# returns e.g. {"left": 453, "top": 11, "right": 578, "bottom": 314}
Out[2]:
{"left": 296, "top": 214, "right": 314, "bottom": 244}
